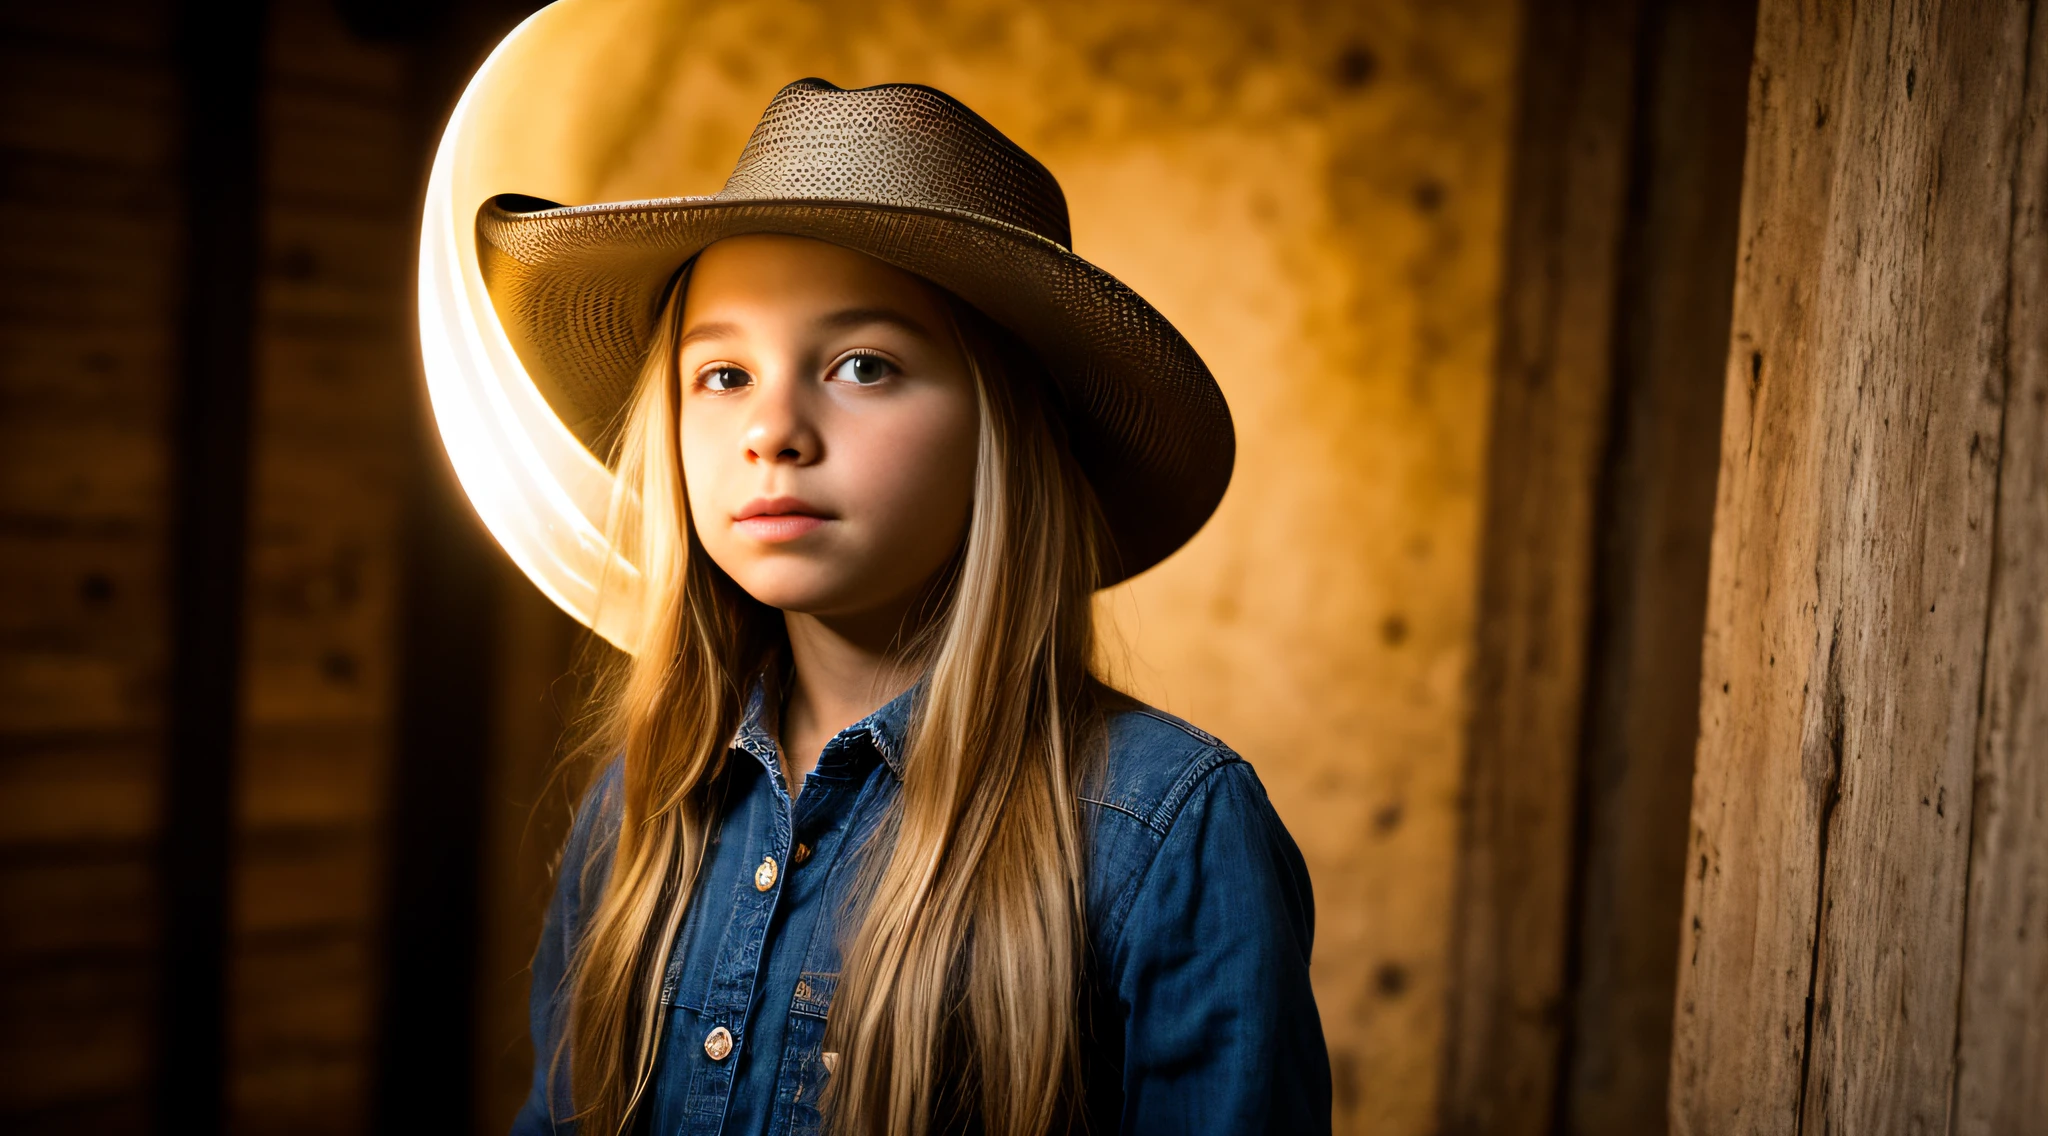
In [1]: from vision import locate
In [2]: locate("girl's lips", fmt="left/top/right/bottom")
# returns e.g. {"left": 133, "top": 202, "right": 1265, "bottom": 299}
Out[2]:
{"left": 732, "top": 496, "right": 833, "bottom": 542}
{"left": 734, "top": 514, "right": 828, "bottom": 542}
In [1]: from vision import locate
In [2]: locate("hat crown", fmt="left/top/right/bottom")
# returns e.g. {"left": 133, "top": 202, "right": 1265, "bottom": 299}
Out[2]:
{"left": 715, "top": 79, "right": 1073, "bottom": 250}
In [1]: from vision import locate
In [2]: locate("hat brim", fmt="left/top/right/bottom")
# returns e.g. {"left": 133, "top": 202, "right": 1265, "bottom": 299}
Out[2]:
{"left": 475, "top": 194, "right": 1233, "bottom": 585}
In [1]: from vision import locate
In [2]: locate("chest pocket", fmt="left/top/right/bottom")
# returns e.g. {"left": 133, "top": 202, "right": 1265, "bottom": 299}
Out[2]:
{"left": 783, "top": 971, "right": 838, "bottom": 1136}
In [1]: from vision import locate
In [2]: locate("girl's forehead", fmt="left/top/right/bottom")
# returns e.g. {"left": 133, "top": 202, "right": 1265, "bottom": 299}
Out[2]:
{"left": 684, "top": 234, "right": 950, "bottom": 318}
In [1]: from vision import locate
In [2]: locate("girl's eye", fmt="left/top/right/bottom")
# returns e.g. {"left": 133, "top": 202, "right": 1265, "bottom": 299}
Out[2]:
{"left": 830, "top": 354, "right": 894, "bottom": 386}
{"left": 700, "top": 366, "right": 751, "bottom": 392}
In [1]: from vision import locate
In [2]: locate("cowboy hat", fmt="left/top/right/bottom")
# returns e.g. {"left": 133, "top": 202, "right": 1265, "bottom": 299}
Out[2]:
{"left": 474, "top": 77, "right": 1233, "bottom": 584}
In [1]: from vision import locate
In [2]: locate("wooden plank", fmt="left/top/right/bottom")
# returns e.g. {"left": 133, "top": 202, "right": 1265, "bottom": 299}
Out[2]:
{"left": 253, "top": 333, "right": 417, "bottom": 446}
{"left": 257, "top": 204, "right": 411, "bottom": 324}
{"left": 0, "top": 531, "right": 164, "bottom": 650}
{"left": 1952, "top": 7, "right": 2048, "bottom": 1132}
{"left": 0, "top": 0, "right": 171, "bottom": 58}
{"left": 1559, "top": 1, "right": 1755, "bottom": 1131}
{"left": 222, "top": 6, "right": 417, "bottom": 1132}
{"left": 237, "top": 525, "right": 399, "bottom": 730}
{"left": 0, "top": 850, "right": 156, "bottom": 959}
{"left": 0, "top": 41, "right": 176, "bottom": 167}
{"left": 0, "top": 642, "right": 161, "bottom": 737}
{"left": 1670, "top": 2, "right": 2040, "bottom": 1131}
{"left": 263, "top": 0, "right": 406, "bottom": 93}
{"left": 0, "top": 740, "right": 156, "bottom": 846}
{"left": 263, "top": 86, "right": 414, "bottom": 210}
{"left": 0, "top": 953, "right": 153, "bottom": 1115}
{"left": 0, "top": 421, "right": 168, "bottom": 528}
{"left": 233, "top": 827, "right": 381, "bottom": 937}
{"left": 232, "top": 925, "right": 377, "bottom": 1132}
{"left": 1441, "top": 0, "right": 1641, "bottom": 1128}
{"left": 0, "top": 324, "right": 174, "bottom": 429}
{"left": 240, "top": 724, "right": 390, "bottom": 830}
{"left": 0, "top": 9, "right": 176, "bottom": 1134}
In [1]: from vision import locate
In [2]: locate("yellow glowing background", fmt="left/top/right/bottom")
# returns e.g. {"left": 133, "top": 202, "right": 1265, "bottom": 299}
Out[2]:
{"left": 425, "top": 1, "right": 1516, "bottom": 1129}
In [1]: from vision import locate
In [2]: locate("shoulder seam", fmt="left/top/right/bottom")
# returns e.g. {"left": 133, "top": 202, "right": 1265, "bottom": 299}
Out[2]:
{"left": 1097, "top": 753, "right": 1247, "bottom": 952}
{"left": 1144, "top": 743, "right": 1243, "bottom": 833}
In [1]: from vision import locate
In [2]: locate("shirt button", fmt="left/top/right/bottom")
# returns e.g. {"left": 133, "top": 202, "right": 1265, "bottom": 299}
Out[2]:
{"left": 704, "top": 1026, "right": 733, "bottom": 1061}
{"left": 791, "top": 842, "right": 812, "bottom": 867}
{"left": 754, "top": 855, "right": 778, "bottom": 891}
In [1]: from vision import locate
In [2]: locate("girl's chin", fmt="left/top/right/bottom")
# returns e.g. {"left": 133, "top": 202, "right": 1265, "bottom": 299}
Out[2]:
{"left": 725, "top": 568, "right": 878, "bottom": 616}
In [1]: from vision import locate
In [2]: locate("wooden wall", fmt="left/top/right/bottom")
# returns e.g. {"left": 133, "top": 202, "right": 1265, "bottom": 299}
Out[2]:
{"left": 1446, "top": 0, "right": 1644, "bottom": 1125}
{"left": 0, "top": 1, "right": 531, "bottom": 1132}
{"left": 1557, "top": 0, "right": 1755, "bottom": 1129}
{"left": 1673, "top": 1, "right": 2048, "bottom": 1131}
{"left": 1445, "top": 0, "right": 1753, "bottom": 1130}
{"left": 0, "top": 3, "right": 182, "bottom": 1128}
{"left": 232, "top": 3, "right": 414, "bottom": 1130}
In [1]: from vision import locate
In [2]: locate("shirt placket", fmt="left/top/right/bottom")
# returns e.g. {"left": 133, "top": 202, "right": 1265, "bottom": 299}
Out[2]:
{"left": 768, "top": 762, "right": 892, "bottom": 1134}
{"left": 685, "top": 740, "right": 798, "bottom": 1129}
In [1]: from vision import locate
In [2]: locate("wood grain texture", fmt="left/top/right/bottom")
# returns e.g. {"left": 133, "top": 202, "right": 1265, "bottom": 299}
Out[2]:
{"left": 0, "top": 3, "right": 178, "bottom": 1130}
{"left": 225, "top": 3, "right": 414, "bottom": 1131}
{"left": 1952, "top": 6, "right": 2048, "bottom": 1132}
{"left": 1671, "top": 1, "right": 2042, "bottom": 1131}
{"left": 1561, "top": 1, "right": 1755, "bottom": 1131}
{"left": 1442, "top": 0, "right": 1642, "bottom": 1129}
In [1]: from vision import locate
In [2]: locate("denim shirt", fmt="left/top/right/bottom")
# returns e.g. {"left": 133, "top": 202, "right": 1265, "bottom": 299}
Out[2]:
{"left": 512, "top": 681, "right": 1330, "bottom": 1135}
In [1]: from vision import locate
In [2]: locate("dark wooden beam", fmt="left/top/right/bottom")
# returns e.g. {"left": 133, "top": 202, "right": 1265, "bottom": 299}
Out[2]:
{"left": 156, "top": 0, "right": 270, "bottom": 1130}
{"left": 1557, "top": 0, "right": 1755, "bottom": 1130}
{"left": 1442, "top": 0, "right": 1644, "bottom": 1129}
{"left": 1445, "top": 0, "right": 1759, "bottom": 1131}
{"left": 366, "top": 4, "right": 541, "bottom": 1130}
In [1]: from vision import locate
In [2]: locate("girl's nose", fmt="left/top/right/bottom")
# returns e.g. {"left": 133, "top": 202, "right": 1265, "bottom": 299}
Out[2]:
{"left": 741, "top": 372, "right": 819, "bottom": 465}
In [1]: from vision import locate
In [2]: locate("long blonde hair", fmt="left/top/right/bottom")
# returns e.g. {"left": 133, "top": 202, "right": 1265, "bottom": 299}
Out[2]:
{"left": 557, "top": 258, "right": 1111, "bottom": 1136}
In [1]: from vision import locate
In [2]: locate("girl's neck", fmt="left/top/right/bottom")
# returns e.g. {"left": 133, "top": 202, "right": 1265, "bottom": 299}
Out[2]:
{"left": 776, "top": 601, "right": 922, "bottom": 795}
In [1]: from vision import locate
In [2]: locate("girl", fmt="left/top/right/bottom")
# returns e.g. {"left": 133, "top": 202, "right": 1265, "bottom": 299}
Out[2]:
{"left": 485, "top": 79, "right": 1329, "bottom": 1135}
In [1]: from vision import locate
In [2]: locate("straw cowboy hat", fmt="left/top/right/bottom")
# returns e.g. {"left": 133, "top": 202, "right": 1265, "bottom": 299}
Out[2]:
{"left": 475, "top": 77, "right": 1233, "bottom": 584}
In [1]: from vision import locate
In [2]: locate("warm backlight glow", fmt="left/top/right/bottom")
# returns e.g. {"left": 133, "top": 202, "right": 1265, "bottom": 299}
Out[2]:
{"left": 416, "top": 7, "right": 644, "bottom": 653}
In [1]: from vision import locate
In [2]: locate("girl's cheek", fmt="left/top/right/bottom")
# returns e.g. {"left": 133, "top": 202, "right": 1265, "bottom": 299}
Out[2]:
{"left": 845, "top": 410, "right": 974, "bottom": 515}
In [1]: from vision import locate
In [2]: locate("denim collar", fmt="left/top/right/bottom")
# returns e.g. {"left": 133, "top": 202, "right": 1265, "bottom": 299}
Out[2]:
{"left": 729, "top": 670, "right": 923, "bottom": 780}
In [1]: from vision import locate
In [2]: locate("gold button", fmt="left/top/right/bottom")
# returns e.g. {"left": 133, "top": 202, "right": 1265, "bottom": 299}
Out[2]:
{"left": 791, "top": 842, "right": 812, "bottom": 867}
{"left": 794, "top": 978, "right": 813, "bottom": 1001}
{"left": 754, "top": 855, "right": 778, "bottom": 891}
{"left": 704, "top": 1026, "right": 733, "bottom": 1061}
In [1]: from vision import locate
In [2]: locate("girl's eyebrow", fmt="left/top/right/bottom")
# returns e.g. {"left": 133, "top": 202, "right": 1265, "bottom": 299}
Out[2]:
{"left": 678, "top": 320, "right": 741, "bottom": 348}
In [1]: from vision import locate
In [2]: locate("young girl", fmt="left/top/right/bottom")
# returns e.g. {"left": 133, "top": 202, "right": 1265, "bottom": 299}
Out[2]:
{"left": 484, "top": 79, "right": 1329, "bottom": 1135}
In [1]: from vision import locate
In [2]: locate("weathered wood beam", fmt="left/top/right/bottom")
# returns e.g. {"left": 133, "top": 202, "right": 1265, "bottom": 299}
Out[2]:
{"left": 1952, "top": 4, "right": 2048, "bottom": 1131}
{"left": 1442, "top": 0, "right": 1643, "bottom": 1129}
{"left": 157, "top": 0, "right": 269, "bottom": 1129}
{"left": 1561, "top": 0, "right": 1756, "bottom": 1130}
{"left": 1671, "top": 2, "right": 2046, "bottom": 1131}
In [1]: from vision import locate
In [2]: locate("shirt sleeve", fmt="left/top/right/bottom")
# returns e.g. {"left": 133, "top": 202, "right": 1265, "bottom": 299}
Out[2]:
{"left": 511, "top": 760, "right": 624, "bottom": 1136}
{"left": 1107, "top": 758, "right": 1332, "bottom": 1135}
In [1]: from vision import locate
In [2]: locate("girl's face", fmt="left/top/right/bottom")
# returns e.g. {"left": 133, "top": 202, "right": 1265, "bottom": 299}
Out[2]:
{"left": 677, "top": 234, "right": 980, "bottom": 619}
